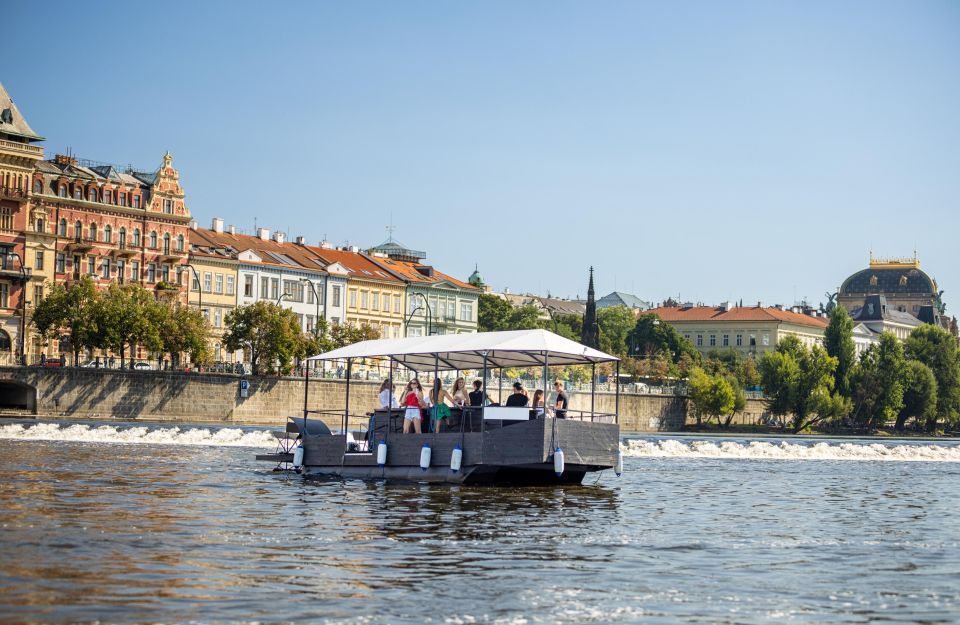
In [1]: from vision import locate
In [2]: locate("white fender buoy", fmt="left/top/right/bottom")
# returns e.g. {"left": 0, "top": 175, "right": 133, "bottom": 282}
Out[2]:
{"left": 293, "top": 444, "right": 304, "bottom": 469}
{"left": 420, "top": 444, "right": 432, "bottom": 471}
{"left": 615, "top": 450, "right": 623, "bottom": 477}
{"left": 377, "top": 441, "right": 388, "bottom": 467}
{"left": 554, "top": 447, "right": 565, "bottom": 477}
{"left": 450, "top": 445, "right": 463, "bottom": 473}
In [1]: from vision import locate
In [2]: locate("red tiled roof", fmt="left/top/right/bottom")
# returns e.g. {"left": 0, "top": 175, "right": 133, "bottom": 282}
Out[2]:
{"left": 367, "top": 256, "right": 476, "bottom": 290}
{"left": 192, "top": 228, "right": 324, "bottom": 271}
{"left": 644, "top": 306, "right": 829, "bottom": 328}
{"left": 302, "top": 245, "right": 402, "bottom": 283}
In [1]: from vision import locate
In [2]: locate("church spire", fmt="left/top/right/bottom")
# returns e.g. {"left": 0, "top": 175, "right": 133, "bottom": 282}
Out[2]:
{"left": 581, "top": 267, "right": 600, "bottom": 348}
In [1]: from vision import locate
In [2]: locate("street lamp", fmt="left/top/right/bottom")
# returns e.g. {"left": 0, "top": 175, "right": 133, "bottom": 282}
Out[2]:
{"left": 300, "top": 278, "right": 321, "bottom": 334}
{"left": 276, "top": 291, "right": 289, "bottom": 306}
{"left": 404, "top": 292, "right": 432, "bottom": 336}
{"left": 179, "top": 264, "right": 202, "bottom": 316}
{"left": 4, "top": 251, "right": 27, "bottom": 365}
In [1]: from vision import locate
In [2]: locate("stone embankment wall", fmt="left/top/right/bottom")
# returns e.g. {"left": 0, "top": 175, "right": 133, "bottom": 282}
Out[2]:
{"left": 0, "top": 367, "right": 770, "bottom": 432}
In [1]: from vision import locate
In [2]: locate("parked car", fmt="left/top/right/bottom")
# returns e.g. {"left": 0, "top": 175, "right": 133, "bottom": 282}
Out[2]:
{"left": 132, "top": 361, "right": 152, "bottom": 371}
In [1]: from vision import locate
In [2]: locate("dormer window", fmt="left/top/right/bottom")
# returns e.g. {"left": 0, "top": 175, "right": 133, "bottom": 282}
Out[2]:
{"left": 163, "top": 199, "right": 173, "bottom": 214}
{"left": 88, "top": 188, "right": 98, "bottom": 202}
{"left": 33, "top": 180, "right": 41, "bottom": 194}
{"left": 869, "top": 275, "right": 878, "bottom": 286}
{"left": 58, "top": 184, "right": 67, "bottom": 198}
{"left": 119, "top": 192, "right": 126, "bottom": 206}
{"left": 105, "top": 190, "right": 112, "bottom": 203}
{"left": 132, "top": 195, "right": 140, "bottom": 209}
{"left": 73, "top": 188, "right": 82, "bottom": 200}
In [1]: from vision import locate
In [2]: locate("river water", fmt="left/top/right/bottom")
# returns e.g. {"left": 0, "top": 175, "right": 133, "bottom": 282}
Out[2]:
{"left": 1, "top": 421, "right": 958, "bottom": 625}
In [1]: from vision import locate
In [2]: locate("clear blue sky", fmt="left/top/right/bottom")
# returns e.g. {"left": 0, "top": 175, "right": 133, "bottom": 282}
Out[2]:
{"left": 6, "top": 1, "right": 959, "bottom": 310}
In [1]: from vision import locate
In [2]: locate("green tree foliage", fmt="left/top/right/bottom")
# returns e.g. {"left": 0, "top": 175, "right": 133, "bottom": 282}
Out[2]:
{"left": 824, "top": 306, "right": 856, "bottom": 396}
{"left": 158, "top": 303, "right": 210, "bottom": 367}
{"left": 478, "top": 294, "right": 514, "bottom": 332}
{"left": 687, "top": 366, "right": 737, "bottom": 427}
{"left": 93, "top": 283, "right": 164, "bottom": 367}
{"left": 849, "top": 333, "right": 906, "bottom": 430}
{"left": 759, "top": 335, "right": 849, "bottom": 433}
{"left": 330, "top": 321, "right": 380, "bottom": 348}
{"left": 897, "top": 360, "right": 938, "bottom": 432}
{"left": 628, "top": 314, "right": 701, "bottom": 365}
{"left": 704, "top": 348, "right": 761, "bottom": 390}
{"left": 596, "top": 305, "right": 635, "bottom": 356}
{"left": 223, "top": 302, "right": 305, "bottom": 375}
{"left": 30, "top": 276, "right": 100, "bottom": 365}
{"left": 904, "top": 324, "right": 960, "bottom": 429}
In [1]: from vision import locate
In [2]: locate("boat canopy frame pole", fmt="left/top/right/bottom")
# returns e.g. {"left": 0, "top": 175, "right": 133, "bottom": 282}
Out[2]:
{"left": 591, "top": 362, "right": 596, "bottom": 418}
{"left": 303, "top": 363, "right": 310, "bottom": 425}
{"left": 433, "top": 353, "right": 440, "bottom": 437}
{"left": 543, "top": 351, "right": 549, "bottom": 416}
{"left": 344, "top": 357, "right": 353, "bottom": 436}
{"left": 615, "top": 359, "right": 620, "bottom": 424}
{"left": 387, "top": 356, "right": 395, "bottom": 445}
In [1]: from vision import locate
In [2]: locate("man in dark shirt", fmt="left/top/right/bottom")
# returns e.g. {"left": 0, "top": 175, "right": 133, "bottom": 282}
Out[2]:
{"left": 469, "top": 379, "right": 488, "bottom": 406}
{"left": 505, "top": 382, "right": 529, "bottom": 407}
{"left": 553, "top": 380, "right": 568, "bottom": 418}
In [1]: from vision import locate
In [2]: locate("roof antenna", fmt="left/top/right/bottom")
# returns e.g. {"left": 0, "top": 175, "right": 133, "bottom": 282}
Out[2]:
{"left": 386, "top": 214, "right": 396, "bottom": 243}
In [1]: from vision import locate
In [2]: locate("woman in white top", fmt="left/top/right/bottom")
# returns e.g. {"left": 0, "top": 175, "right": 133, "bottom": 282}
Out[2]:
{"left": 451, "top": 377, "right": 469, "bottom": 407}
{"left": 378, "top": 379, "right": 399, "bottom": 409}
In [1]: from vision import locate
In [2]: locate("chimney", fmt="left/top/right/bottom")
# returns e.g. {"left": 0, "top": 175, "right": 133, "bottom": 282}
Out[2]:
{"left": 212, "top": 217, "right": 224, "bottom": 233}
{"left": 320, "top": 240, "right": 333, "bottom": 249}
{"left": 257, "top": 227, "right": 270, "bottom": 240}
{"left": 54, "top": 154, "right": 78, "bottom": 166}
{"left": 228, "top": 225, "right": 236, "bottom": 235}
{"left": 189, "top": 220, "right": 198, "bottom": 231}
{"left": 349, "top": 245, "right": 360, "bottom": 253}
{"left": 295, "top": 236, "right": 305, "bottom": 245}
{"left": 273, "top": 231, "right": 286, "bottom": 244}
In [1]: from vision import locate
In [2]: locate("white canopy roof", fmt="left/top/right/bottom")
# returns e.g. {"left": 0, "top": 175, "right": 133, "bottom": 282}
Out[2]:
{"left": 306, "top": 329, "right": 618, "bottom": 371}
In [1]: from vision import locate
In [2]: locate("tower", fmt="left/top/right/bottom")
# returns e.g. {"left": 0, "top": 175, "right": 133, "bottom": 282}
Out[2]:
{"left": 581, "top": 267, "right": 599, "bottom": 348}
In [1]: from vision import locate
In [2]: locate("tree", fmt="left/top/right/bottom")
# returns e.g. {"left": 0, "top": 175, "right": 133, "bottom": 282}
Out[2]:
{"left": 849, "top": 333, "right": 906, "bottom": 430}
{"left": 92, "top": 283, "right": 164, "bottom": 368}
{"left": 158, "top": 303, "right": 210, "bottom": 367}
{"left": 824, "top": 306, "right": 856, "bottom": 397}
{"left": 478, "top": 294, "right": 513, "bottom": 332}
{"left": 223, "top": 302, "right": 305, "bottom": 375}
{"left": 704, "top": 348, "right": 760, "bottom": 390}
{"left": 687, "top": 366, "right": 737, "bottom": 427}
{"left": 330, "top": 321, "right": 380, "bottom": 348}
{"left": 627, "top": 314, "right": 702, "bottom": 371}
{"left": 759, "top": 335, "right": 849, "bottom": 433}
{"left": 596, "top": 305, "right": 635, "bottom": 356}
{"left": 898, "top": 360, "right": 938, "bottom": 432}
{"left": 904, "top": 324, "right": 960, "bottom": 429}
{"left": 31, "top": 276, "right": 100, "bottom": 365}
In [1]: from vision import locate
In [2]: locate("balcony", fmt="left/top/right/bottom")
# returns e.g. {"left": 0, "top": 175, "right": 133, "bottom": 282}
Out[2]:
{"left": 64, "top": 237, "right": 94, "bottom": 253}
{"left": 0, "top": 186, "right": 28, "bottom": 201}
{"left": 0, "top": 138, "right": 43, "bottom": 159}
{"left": 158, "top": 248, "right": 185, "bottom": 263}
{"left": 111, "top": 243, "right": 137, "bottom": 259}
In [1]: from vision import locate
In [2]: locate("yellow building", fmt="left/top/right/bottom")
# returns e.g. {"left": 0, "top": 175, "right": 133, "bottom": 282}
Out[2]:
{"left": 188, "top": 229, "right": 240, "bottom": 363}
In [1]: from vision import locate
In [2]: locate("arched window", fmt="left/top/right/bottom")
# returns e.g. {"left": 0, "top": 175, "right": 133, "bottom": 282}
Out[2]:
{"left": 149, "top": 231, "right": 158, "bottom": 248}
{"left": 58, "top": 219, "right": 67, "bottom": 237}
{"left": 176, "top": 234, "right": 184, "bottom": 252}
{"left": 74, "top": 220, "right": 82, "bottom": 242}
{"left": 0, "top": 329, "right": 11, "bottom": 351}
{"left": 73, "top": 187, "right": 82, "bottom": 200}
{"left": 89, "top": 223, "right": 97, "bottom": 241}
{"left": 58, "top": 184, "right": 67, "bottom": 198}
{"left": 163, "top": 233, "right": 171, "bottom": 254}
{"left": 104, "top": 225, "right": 112, "bottom": 243}
{"left": 16, "top": 174, "right": 22, "bottom": 190}
{"left": 119, "top": 227, "right": 126, "bottom": 248}
{"left": 35, "top": 217, "right": 45, "bottom": 233}
{"left": 133, "top": 229, "right": 141, "bottom": 247}
{"left": 33, "top": 180, "right": 42, "bottom": 194}
{"left": 88, "top": 187, "right": 98, "bottom": 202}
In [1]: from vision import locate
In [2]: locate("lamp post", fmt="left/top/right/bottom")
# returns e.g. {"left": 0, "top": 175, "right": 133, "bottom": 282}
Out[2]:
{"left": 404, "top": 292, "right": 432, "bottom": 336}
{"left": 179, "top": 264, "right": 202, "bottom": 316}
{"left": 276, "top": 291, "right": 289, "bottom": 306}
{"left": 300, "top": 278, "right": 321, "bottom": 335}
{"left": 5, "top": 252, "right": 27, "bottom": 365}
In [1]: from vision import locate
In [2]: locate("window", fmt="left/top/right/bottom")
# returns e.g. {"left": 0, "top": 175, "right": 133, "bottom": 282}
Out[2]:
{"left": 35, "top": 217, "right": 45, "bottom": 233}
{"left": 736, "top": 334, "right": 742, "bottom": 347}
{"left": 306, "top": 315, "right": 314, "bottom": 333}
{"left": 133, "top": 196, "right": 140, "bottom": 209}
{"left": 34, "top": 250, "right": 44, "bottom": 271}
{"left": 161, "top": 265, "right": 170, "bottom": 283}
{"left": 147, "top": 263, "right": 156, "bottom": 283}
{"left": 270, "top": 278, "right": 279, "bottom": 300}
{"left": 88, "top": 256, "right": 96, "bottom": 275}
{"left": 447, "top": 301, "right": 455, "bottom": 320}
{"left": 244, "top": 275, "right": 253, "bottom": 297}
{"left": 73, "top": 187, "right": 82, "bottom": 200}
{"left": 101, "top": 257, "right": 111, "bottom": 280}
{"left": 307, "top": 284, "right": 315, "bottom": 304}
{"left": 762, "top": 333, "right": 770, "bottom": 346}
{"left": 58, "top": 219, "right": 67, "bottom": 236}
{"left": 74, "top": 221, "right": 82, "bottom": 241}
{"left": 349, "top": 289, "right": 357, "bottom": 308}
{"left": 203, "top": 272, "right": 212, "bottom": 293}
{"left": 163, "top": 199, "right": 173, "bottom": 214}
{"left": 192, "top": 272, "right": 200, "bottom": 291}
{"left": 163, "top": 233, "right": 170, "bottom": 254}
{"left": 0, "top": 207, "right": 13, "bottom": 230}
{"left": 723, "top": 334, "right": 729, "bottom": 347}
{"left": 119, "top": 227, "right": 126, "bottom": 248}
{"left": 88, "top": 188, "right": 97, "bottom": 202}
{"left": 176, "top": 234, "right": 184, "bottom": 252}
{"left": 33, "top": 180, "right": 42, "bottom": 194}
{"left": 133, "top": 229, "right": 141, "bottom": 247}
{"left": 460, "top": 302, "right": 473, "bottom": 321}
{"left": 749, "top": 335, "right": 756, "bottom": 347}
{"left": 333, "top": 286, "right": 341, "bottom": 308}
{"left": 360, "top": 291, "right": 368, "bottom": 309}
{"left": 428, "top": 298, "right": 437, "bottom": 318}
{"left": 116, "top": 260, "right": 125, "bottom": 282}
{"left": 103, "top": 225, "right": 112, "bottom": 243}
{"left": 696, "top": 334, "right": 703, "bottom": 347}
{"left": 260, "top": 277, "right": 269, "bottom": 298}
{"left": 372, "top": 292, "right": 380, "bottom": 311}
{"left": 88, "top": 223, "right": 97, "bottom": 241}
{"left": 131, "top": 261, "right": 139, "bottom": 281}
{"left": 149, "top": 231, "right": 157, "bottom": 248}
{"left": 227, "top": 275, "right": 235, "bottom": 296}
{"left": 104, "top": 190, "right": 112, "bottom": 203}
{"left": 283, "top": 280, "right": 304, "bottom": 302}
{"left": 58, "top": 184, "right": 67, "bottom": 198}
{"left": 215, "top": 274, "right": 223, "bottom": 294}
{"left": 119, "top": 192, "right": 126, "bottom": 206}
{"left": 214, "top": 308, "right": 222, "bottom": 328}
{"left": 709, "top": 335, "right": 716, "bottom": 347}
{"left": 0, "top": 283, "right": 8, "bottom": 308}
{"left": 394, "top": 294, "right": 401, "bottom": 313}
{"left": 33, "top": 285, "right": 43, "bottom": 306}
{"left": 56, "top": 253, "right": 65, "bottom": 273}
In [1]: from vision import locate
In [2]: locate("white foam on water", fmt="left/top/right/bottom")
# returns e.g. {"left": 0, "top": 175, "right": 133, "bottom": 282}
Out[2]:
{"left": 621, "top": 438, "right": 960, "bottom": 462}
{"left": 0, "top": 422, "right": 276, "bottom": 448}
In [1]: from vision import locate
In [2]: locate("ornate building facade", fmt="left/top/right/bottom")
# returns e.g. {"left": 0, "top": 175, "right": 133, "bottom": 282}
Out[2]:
{"left": 837, "top": 254, "right": 944, "bottom": 319}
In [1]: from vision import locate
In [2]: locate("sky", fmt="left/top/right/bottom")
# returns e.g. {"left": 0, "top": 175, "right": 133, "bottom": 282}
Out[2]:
{"left": 5, "top": 1, "right": 959, "bottom": 310}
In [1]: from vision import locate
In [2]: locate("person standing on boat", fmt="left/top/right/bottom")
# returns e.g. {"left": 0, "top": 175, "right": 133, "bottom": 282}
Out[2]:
{"left": 553, "top": 380, "right": 569, "bottom": 419}
{"left": 531, "top": 390, "right": 546, "bottom": 418}
{"left": 505, "top": 382, "right": 530, "bottom": 407}
{"left": 378, "top": 379, "right": 399, "bottom": 409}
{"left": 451, "top": 378, "right": 469, "bottom": 407}
{"left": 469, "top": 379, "right": 491, "bottom": 406}
{"left": 402, "top": 379, "right": 426, "bottom": 433}
{"left": 429, "top": 379, "right": 455, "bottom": 433}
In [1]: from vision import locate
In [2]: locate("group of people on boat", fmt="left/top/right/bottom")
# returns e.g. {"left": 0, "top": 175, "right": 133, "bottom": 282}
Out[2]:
{"left": 378, "top": 377, "right": 570, "bottom": 433}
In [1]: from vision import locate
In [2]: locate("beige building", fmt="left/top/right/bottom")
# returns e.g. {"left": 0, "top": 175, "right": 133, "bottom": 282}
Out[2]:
{"left": 645, "top": 303, "right": 829, "bottom": 356}
{"left": 187, "top": 239, "right": 240, "bottom": 363}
